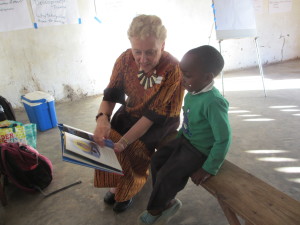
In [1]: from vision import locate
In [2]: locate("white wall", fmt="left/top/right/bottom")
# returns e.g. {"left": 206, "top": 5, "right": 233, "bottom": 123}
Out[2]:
{"left": 0, "top": 0, "right": 299, "bottom": 108}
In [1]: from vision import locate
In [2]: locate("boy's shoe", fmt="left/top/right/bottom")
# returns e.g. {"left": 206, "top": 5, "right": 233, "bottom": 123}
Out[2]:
{"left": 137, "top": 198, "right": 182, "bottom": 225}
{"left": 138, "top": 211, "right": 160, "bottom": 225}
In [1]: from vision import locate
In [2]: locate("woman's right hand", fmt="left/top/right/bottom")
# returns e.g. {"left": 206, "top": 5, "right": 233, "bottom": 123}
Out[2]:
{"left": 93, "top": 117, "right": 111, "bottom": 147}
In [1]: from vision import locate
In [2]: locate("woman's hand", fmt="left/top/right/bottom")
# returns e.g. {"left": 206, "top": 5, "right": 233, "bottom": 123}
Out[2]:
{"left": 190, "top": 168, "right": 212, "bottom": 186}
{"left": 93, "top": 116, "right": 111, "bottom": 147}
{"left": 114, "top": 142, "right": 126, "bottom": 153}
{"left": 114, "top": 137, "right": 129, "bottom": 153}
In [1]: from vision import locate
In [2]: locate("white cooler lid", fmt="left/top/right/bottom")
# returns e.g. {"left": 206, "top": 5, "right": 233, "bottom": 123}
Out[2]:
{"left": 21, "top": 91, "right": 54, "bottom": 106}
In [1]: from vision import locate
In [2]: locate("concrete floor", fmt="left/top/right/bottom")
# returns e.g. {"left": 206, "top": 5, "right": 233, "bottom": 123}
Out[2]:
{"left": 1, "top": 59, "right": 300, "bottom": 225}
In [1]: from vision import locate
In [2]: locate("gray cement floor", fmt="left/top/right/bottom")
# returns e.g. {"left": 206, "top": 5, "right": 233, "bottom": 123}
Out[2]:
{"left": 1, "top": 59, "right": 300, "bottom": 225}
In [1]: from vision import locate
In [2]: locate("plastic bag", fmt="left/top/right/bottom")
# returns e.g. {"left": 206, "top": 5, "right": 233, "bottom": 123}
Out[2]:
{"left": 0, "top": 120, "right": 37, "bottom": 148}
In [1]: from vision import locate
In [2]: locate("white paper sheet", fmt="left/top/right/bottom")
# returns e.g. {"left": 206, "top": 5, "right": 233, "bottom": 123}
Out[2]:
{"left": 94, "top": 0, "right": 137, "bottom": 24}
{"left": 0, "top": 0, "right": 32, "bottom": 32}
{"left": 30, "top": 0, "right": 80, "bottom": 28}
{"left": 213, "top": 0, "right": 257, "bottom": 40}
{"left": 269, "top": 0, "right": 292, "bottom": 14}
{"left": 252, "top": 0, "right": 264, "bottom": 14}
{"left": 214, "top": 0, "right": 256, "bottom": 31}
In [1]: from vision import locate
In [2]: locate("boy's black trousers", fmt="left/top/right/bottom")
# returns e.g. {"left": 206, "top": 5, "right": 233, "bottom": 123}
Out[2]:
{"left": 147, "top": 136, "right": 207, "bottom": 211}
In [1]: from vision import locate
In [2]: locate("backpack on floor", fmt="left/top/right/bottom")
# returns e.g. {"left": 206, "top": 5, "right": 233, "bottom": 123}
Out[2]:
{"left": 0, "top": 142, "right": 53, "bottom": 193}
{"left": 0, "top": 96, "right": 16, "bottom": 121}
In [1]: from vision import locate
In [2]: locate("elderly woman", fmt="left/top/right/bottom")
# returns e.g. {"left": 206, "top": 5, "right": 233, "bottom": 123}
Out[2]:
{"left": 93, "top": 14, "right": 184, "bottom": 213}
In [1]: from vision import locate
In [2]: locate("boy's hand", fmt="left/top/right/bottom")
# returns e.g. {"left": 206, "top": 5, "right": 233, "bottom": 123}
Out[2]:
{"left": 191, "top": 168, "right": 212, "bottom": 186}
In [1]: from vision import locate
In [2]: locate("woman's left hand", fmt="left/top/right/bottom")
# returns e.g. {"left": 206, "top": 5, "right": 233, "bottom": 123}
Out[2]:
{"left": 190, "top": 168, "right": 212, "bottom": 186}
{"left": 114, "top": 142, "right": 126, "bottom": 153}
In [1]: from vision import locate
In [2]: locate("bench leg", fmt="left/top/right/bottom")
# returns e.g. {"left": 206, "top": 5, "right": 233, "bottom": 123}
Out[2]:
{"left": 218, "top": 197, "right": 241, "bottom": 225}
{"left": 0, "top": 174, "right": 8, "bottom": 206}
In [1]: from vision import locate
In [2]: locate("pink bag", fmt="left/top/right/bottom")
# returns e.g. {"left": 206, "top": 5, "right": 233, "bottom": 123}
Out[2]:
{"left": 0, "top": 142, "right": 53, "bottom": 193}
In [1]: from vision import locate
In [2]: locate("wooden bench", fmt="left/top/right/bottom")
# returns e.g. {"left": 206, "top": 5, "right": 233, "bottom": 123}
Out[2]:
{"left": 158, "top": 132, "right": 300, "bottom": 224}
{"left": 201, "top": 160, "right": 300, "bottom": 225}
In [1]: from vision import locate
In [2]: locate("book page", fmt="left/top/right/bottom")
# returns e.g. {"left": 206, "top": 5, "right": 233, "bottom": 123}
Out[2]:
{"left": 62, "top": 124, "right": 94, "bottom": 141}
{"left": 64, "top": 132, "right": 121, "bottom": 171}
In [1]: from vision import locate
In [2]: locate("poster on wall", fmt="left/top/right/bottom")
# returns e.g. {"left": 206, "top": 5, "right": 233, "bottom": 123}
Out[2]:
{"left": 30, "top": 0, "right": 80, "bottom": 28}
{"left": 0, "top": 0, "right": 32, "bottom": 32}
{"left": 269, "top": 0, "right": 292, "bottom": 14}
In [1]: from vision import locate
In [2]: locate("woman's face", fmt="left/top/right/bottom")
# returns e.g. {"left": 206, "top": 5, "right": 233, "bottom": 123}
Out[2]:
{"left": 130, "top": 36, "right": 165, "bottom": 73}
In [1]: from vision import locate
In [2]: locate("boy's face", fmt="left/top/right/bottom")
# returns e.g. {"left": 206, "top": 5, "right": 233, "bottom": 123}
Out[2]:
{"left": 180, "top": 53, "right": 213, "bottom": 93}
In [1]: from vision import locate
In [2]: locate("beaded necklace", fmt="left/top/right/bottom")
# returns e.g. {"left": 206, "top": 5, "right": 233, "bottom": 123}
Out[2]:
{"left": 137, "top": 70, "right": 162, "bottom": 89}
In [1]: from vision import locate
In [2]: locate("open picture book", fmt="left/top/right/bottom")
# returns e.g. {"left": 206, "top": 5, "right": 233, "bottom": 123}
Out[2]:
{"left": 58, "top": 124, "right": 123, "bottom": 175}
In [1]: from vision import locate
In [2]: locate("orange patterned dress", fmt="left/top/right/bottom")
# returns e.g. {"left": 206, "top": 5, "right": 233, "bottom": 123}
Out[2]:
{"left": 94, "top": 49, "right": 184, "bottom": 202}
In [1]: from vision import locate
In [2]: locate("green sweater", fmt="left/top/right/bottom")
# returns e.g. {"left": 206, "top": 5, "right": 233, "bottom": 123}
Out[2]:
{"left": 178, "top": 87, "right": 231, "bottom": 175}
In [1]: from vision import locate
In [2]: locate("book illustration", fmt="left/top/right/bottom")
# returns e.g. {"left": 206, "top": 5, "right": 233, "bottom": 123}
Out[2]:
{"left": 64, "top": 132, "right": 122, "bottom": 172}
{"left": 72, "top": 138, "right": 100, "bottom": 158}
{"left": 58, "top": 124, "right": 123, "bottom": 175}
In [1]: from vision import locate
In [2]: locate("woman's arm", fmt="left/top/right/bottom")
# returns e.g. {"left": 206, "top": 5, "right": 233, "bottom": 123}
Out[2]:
{"left": 114, "top": 116, "right": 153, "bottom": 152}
{"left": 93, "top": 100, "right": 116, "bottom": 147}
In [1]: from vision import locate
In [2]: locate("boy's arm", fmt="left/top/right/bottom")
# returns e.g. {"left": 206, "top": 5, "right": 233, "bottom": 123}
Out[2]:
{"left": 202, "top": 98, "right": 231, "bottom": 175}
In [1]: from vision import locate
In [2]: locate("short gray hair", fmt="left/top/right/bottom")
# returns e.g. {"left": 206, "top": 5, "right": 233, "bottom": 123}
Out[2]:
{"left": 127, "top": 14, "right": 167, "bottom": 42}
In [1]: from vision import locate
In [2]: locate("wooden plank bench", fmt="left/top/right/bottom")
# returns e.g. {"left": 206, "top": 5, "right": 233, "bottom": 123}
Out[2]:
{"left": 157, "top": 132, "right": 300, "bottom": 224}
{"left": 201, "top": 160, "right": 300, "bottom": 225}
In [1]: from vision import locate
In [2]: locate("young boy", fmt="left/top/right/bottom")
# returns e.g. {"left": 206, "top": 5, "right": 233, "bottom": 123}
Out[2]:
{"left": 138, "top": 45, "right": 232, "bottom": 225}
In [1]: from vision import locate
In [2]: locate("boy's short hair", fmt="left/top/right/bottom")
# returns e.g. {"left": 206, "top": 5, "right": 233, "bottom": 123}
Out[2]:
{"left": 188, "top": 45, "right": 224, "bottom": 77}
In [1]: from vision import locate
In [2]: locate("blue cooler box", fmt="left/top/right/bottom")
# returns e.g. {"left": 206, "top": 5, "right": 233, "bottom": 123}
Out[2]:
{"left": 21, "top": 91, "right": 58, "bottom": 131}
